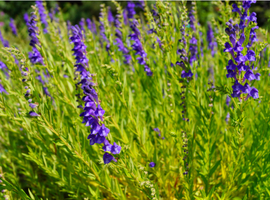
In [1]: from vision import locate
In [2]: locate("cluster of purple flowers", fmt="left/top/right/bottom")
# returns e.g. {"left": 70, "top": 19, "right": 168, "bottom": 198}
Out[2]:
{"left": 207, "top": 22, "right": 217, "bottom": 56}
{"left": 9, "top": 18, "right": 18, "bottom": 36}
{"left": 23, "top": 12, "right": 44, "bottom": 117}
{"left": 36, "top": 1, "right": 49, "bottom": 34}
{"left": 176, "top": 43, "right": 193, "bottom": 79}
{"left": 188, "top": 8, "right": 198, "bottom": 66}
{"left": 26, "top": 13, "right": 44, "bottom": 65}
{"left": 86, "top": 18, "right": 97, "bottom": 34}
{"left": 21, "top": 67, "right": 40, "bottom": 117}
{"left": 123, "top": 1, "right": 145, "bottom": 24}
{"left": 189, "top": 36, "right": 198, "bottom": 65}
{"left": 114, "top": 13, "right": 131, "bottom": 65}
{"left": 70, "top": 25, "right": 121, "bottom": 164}
{"left": 126, "top": 2, "right": 136, "bottom": 19}
{"left": 35, "top": 69, "right": 53, "bottom": 99}
{"left": 224, "top": 0, "right": 259, "bottom": 100}
{"left": 129, "top": 20, "right": 152, "bottom": 76}
{"left": 136, "top": 0, "right": 145, "bottom": 10}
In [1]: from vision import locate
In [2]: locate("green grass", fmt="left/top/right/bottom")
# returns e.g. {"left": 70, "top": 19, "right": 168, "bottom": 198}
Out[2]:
{"left": 0, "top": 1, "right": 270, "bottom": 199}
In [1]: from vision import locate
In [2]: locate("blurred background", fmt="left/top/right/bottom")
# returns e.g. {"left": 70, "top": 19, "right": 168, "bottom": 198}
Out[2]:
{"left": 0, "top": 1, "right": 269, "bottom": 30}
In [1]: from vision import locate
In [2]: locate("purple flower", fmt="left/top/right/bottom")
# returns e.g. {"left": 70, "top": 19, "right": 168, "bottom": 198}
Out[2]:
{"left": 249, "top": 12, "right": 257, "bottom": 23}
{"left": 36, "top": 1, "right": 49, "bottom": 33}
{"left": 126, "top": 2, "right": 136, "bottom": 19}
{"left": 108, "top": 7, "right": 114, "bottom": 23}
{"left": 102, "top": 139, "right": 112, "bottom": 152}
{"left": 189, "top": 36, "right": 198, "bottom": 65}
{"left": 135, "top": 0, "right": 145, "bottom": 10}
{"left": 149, "top": 162, "right": 156, "bottom": 168}
{"left": 224, "top": 1, "right": 259, "bottom": 100}
{"left": 246, "top": 50, "right": 256, "bottom": 61}
{"left": 9, "top": 18, "right": 18, "bottom": 36}
{"left": 111, "top": 142, "right": 121, "bottom": 154}
{"left": 181, "top": 70, "right": 193, "bottom": 78}
{"left": 225, "top": 112, "right": 230, "bottom": 122}
{"left": 0, "top": 83, "right": 8, "bottom": 94}
{"left": 29, "top": 103, "right": 38, "bottom": 109}
{"left": 226, "top": 96, "right": 231, "bottom": 106}
{"left": 247, "top": 87, "right": 259, "bottom": 99}
{"left": 129, "top": 20, "right": 152, "bottom": 76}
{"left": 86, "top": 18, "right": 96, "bottom": 34}
{"left": 0, "top": 30, "right": 9, "bottom": 47}
{"left": 29, "top": 111, "right": 40, "bottom": 117}
{"left": 27, "top": 13, "right": 44, "bottom": 65}
{"left": 207, "top": 23, "right": 217, "bottom": 56}
{"left": 29, "top": 47, "right": 44, "bottom": 65}
{"left": 153, "top": 128, "right": 160, "bottom": 132}
{"left": 188, "top": 8, "right": 196, "bottom": 31}
{"left": 24, "top": 13, "right": 29, "bottom": 23}
{"left": 103, "top": 152, "right": 117, "bottom": 164}
{"left": 232, "top": 3, "right": 241, "bottom": 15}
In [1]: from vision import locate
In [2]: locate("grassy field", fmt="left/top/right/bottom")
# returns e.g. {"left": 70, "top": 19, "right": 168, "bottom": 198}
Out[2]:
{"left": 0, "top": 1, "right": 270, "bottom": 199}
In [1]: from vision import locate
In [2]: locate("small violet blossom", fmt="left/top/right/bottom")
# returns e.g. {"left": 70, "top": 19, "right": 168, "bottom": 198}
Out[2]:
{"left": 149, "top": 162, "right": 156, "bottom": 168}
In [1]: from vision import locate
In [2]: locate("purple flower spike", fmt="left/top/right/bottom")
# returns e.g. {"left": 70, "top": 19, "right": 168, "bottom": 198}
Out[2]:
{"left": 108, "top": 7, "right": 114, "bottom": 23}
{"left": 207, "top": 23, "right": 217, "bottom": 56}
{"left": 149, "top": 162, "right": 156, "bottom": 168}
{"left": 9, "top": 18, "right": 18, "bottom": 36}
{"left": 129, "top": 20, "right": 152, "bottom": 76}
{"left": 70, "top": 25, "right": 121, "bottom": 163}
{"left": 103, "top": 152, "right": 117, "bottom": 164}
{"left": 126, "top": 2, "right": 136, "bottom": 19}
{"left": 36, "top": 1, "right": 49, "bottom": 34}
{"left": 224, "top": 0, "right": 260, "bottom": 100}
{"left": 27, "top": 12, "right": 44, "bottom": 65}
